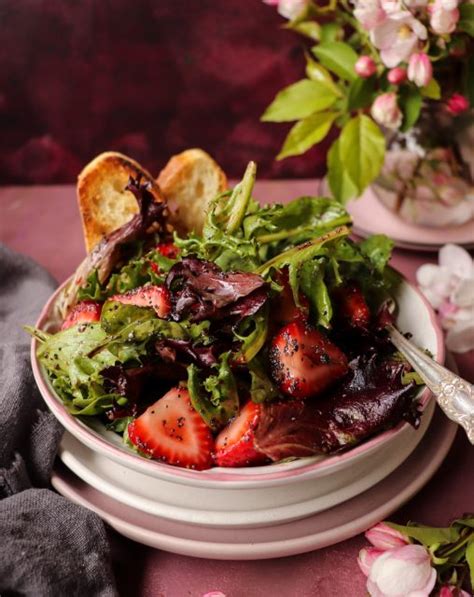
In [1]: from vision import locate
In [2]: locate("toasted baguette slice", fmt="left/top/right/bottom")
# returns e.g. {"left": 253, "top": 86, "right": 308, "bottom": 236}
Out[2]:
{"left": 77, "top": 151, "right": 164, "bottom": 252}
{"left": 157, "top": 148, "right": 227, "bottom": 234}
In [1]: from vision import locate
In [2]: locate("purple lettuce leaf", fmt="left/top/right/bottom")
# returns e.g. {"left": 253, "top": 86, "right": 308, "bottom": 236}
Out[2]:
{"left": 254, "top": 355, "right": 417, "bottom": 461}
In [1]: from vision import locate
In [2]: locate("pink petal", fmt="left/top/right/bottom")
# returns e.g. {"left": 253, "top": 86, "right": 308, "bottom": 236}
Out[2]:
{"left": 439, "top": 244, "right": 473, "bottom": 278}
{"left": 358, "top": 547, "right": 385, "bottom": 576}
{"left": 451, "top": 278, "right": 474, "bottom": 308}
{"left": 365, "top": 523, "right": 409, "bottom": 549}
{"left": 407, "top": 568, "right": 437, "bottom": 597}
{"left": 416, "top": 264, "right": 441, "bottom": 287}
{"left": 380, "top": 35, "right": 417, "bottom": 67}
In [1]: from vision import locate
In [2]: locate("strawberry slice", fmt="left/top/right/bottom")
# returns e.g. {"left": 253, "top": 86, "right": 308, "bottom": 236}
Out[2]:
{"left": 111, "top": 285, "right": 171, "bottom": 318}
{"left": 157, "top": 242, "right": 180, "bottom": 259}
{"left": 215, "top": 401, "right": 268, "bottom": 468}
{"left": 61, "top": 301, "right": 102, "bottom": 330}
{"left": 272, "top": 269, "right": 308, "bottom": 326}
{"left": 334, "top": 284, "right": 371, "bottom": 329}
{"left": 269, "top": 320, "right": 348, "bottom": 400}
{"left": 127, "top": 387, "right": 214, "bottom": 470}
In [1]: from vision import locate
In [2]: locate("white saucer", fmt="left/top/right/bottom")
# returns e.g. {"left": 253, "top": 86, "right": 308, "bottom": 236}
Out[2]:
{"left": 51, "top": 407, "right": 457, "bottom": 560}
{"left": 348, "top": 188, "right": 474, "bottom": 252}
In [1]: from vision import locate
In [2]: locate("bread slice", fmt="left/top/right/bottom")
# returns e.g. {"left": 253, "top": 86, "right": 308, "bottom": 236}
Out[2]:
{"left": 157, "top": 148, "right": 227, "bottom": 234}
{"left": 77, "top": 151, "right": 164, "bottom": 252}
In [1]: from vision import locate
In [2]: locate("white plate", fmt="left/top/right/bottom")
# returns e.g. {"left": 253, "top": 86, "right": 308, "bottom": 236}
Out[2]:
{"left": 348, "top": 188, "right": 474, "bottom": 252}
{"left": 51, "top": 406, "right": 457, "bottom": 560}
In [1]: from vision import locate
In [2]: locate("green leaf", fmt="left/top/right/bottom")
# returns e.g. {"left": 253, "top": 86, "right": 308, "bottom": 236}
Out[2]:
{"left": 421, "top": 78, "right": 441, "bottom": 100}
{"left": 319, "top": 23, "right": 342, "bottom": 44}
{"left": 298, "top": 259, "right": 333, "bottom": 327}
{"left": 262, "top": 79, "right": 338, "bottom": 122}
{"left": 187, "top": 353, "right": 240, "bottom": 431}
{"left": 305, "top": 56, "right": 342, "bottom": 97}
{"left": 100, "top": 301, "right": 156, "bottom": 335}
{"left": 277, "top": 111, "right": 338, "bottom": 159}
{"left": 466, "top": 539, "right": 474, "bottom": 587}
{"left": 327, "top": 139, "right": 359, "bottom": 204}
{"left": 338, "top": 115, "right": 385, "bottom": 195}
{"left": 312, "top": 42, "right": 358, "bottom": 81}
{"left": 399, "top": 86, "right": 422, "bottom": 132}
{"left": 359, "top": 234, "right": 394, "bottom": 272}
{"left": 288, "top": 20, "right": 321, "bottom": 41}
{"left": 234, "top": 308, "right": 269, "bottom": 364}
{"left": 459, "top": 3, "right": 474, "bottom": 36}
{"left": 386, "top": 522, "right": 460, "bottom": 547}
{"left": 347, "top": 77, "right": 376, "bottom": 111}
{"left": 248, "top": 358, "right": 280, "bottom": 403}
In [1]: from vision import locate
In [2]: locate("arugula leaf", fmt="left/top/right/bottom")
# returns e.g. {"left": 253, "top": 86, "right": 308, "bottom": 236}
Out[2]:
{"left": 248, "top": 358, "right": 280, "bottom": 403}
{"left": 243, "top": 196, "right": 351, "bottom": 249}
{"left": 187, "top": 353, "right": 240, "bottom": 431}
{"left": 298, "top": 259, "right": 333, "bottom": 327}
{"left": 359, "top": 235, "right": 395, "bottom": 273}
{"left": 261, "top": 79, "right": 339, "bottom": 123}
{"left": 234, "top": 308, "right": 269, "bottom": 363}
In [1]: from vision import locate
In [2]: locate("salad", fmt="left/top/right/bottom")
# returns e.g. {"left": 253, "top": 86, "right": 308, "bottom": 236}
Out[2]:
{"left": 28, "top": 162, "right": 422, "bottom": 470}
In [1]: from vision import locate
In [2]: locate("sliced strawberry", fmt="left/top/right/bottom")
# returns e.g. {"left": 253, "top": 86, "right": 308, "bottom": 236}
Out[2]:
{"left": 269, "top": 320, "right": 349, "bottom": 400}
{"left": 272, "top": 269, "right": 308, "bottom": 326}
{"left": 157, "top": 242, "right": 180, "bottom": 259}
{"left": 333, "top": 284, "right": 371, "bottom": 329}
{"left": 61, "top": 300, "right": 102, "bottom": 330}
{"left": 127, "top": 387, "right": 214, "bottom": 470}
{"left": 111, "top": 285, "right": 171, "bottom": 318}
{"left": 215, "top": 401, "right": 268, "bottom": 468}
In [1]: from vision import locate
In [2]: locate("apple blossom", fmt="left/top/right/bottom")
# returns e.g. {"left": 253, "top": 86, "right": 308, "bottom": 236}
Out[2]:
{"left": 371, "top": 92, "right": 403, "bottom": 129}
{"left": 355, "top": 56, "right": 377, "bottom": 77}
{"left": 417, "top": 244, "right": 474, "bottom": 353}
{"left": 370, "top": 12, "right": 427, "bottom": 67}
{"left": 429, "top": 0, "right": 460, "bottom": 34}
{"left": 387, "top": 67, "right": 407, "bottom": 84}
{"left": 446, "top": 93, "right": 470, "bottom": 115}
{"left": 358, "top": 547, "right": 384, "bottom": 575}
{"left": 354, "top": 0, "right": 387, "bottom": 30}
{"left": 366, "top": 544, "right": 437, "bottom": 597}
{"left": 407, "top": 53, "right": 433, "bottom": 87}
{"left": 365, "top": 522, "right": 410, "bottom": 550}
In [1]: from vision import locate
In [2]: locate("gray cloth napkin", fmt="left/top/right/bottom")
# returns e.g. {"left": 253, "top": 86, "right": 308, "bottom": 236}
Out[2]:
{"left": 0, "top": 245, "right": 117, "bottom": 597}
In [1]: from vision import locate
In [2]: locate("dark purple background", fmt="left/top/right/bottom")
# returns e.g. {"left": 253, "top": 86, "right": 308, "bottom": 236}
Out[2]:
{"left": 0, "top": 0, "right": 330, "bottom": 184}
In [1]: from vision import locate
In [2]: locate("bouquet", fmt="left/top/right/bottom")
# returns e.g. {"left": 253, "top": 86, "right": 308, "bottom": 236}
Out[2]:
{"left": 262, "top": 0, "right": 473, "bottom": 205}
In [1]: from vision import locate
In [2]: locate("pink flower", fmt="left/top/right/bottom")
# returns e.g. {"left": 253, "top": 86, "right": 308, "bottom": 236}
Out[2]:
{"left": 407, "top": 53, "right": 433, "bottom": 87}
{"left": 355, "top": 56, "right": 377, "bottom": 77}
{"left": 358, "top": 547, "right": 385, "bottom": 575}
{"left": 445, "top": 93, "right": 470, "bottom": 115}
{"left": 417, "top": 244, "right": 474, "bottom": 353}
{"left": 365, "top": 523, "right": 410, "bottom": 550}
{"left": 387, "top": 67, "right": 407, "bottom": 84}
{"left": 429, "top": 0, "right": 460, "bottom": 34}
{"left": 366, "top": 544, "right": 437, "bottom": 597}
{"left": 354, "top": 0, "right": 387, "bottom": 30}
{"left": 202, "top": 593, "right": 226, "bottom": 597}
{"left": 371, "top": 92, "right": 403, "bottom": 129}
{"left": 439, "top": 586, "right": 471, "bottom": 597}
{"left": 370, "top": 11, "right": 427, "bottom": 67}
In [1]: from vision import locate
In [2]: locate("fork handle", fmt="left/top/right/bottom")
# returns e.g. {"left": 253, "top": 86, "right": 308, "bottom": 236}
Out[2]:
{"left": 387, "top": 325, "right": 474, "bottom": 444}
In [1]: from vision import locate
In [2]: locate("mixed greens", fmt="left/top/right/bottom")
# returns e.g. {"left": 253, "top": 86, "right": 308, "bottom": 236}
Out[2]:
{"left": 28, "top": 163, "right": 422, "bottom": 469}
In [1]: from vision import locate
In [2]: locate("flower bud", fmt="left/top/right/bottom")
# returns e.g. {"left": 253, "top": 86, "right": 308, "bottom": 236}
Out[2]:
{"left": 429, "top": 0, "right": 460, "bottom": 34}
{"left": 365, "top": 522, "right": 410, "bottom": 550}
{"left": 387, "top": 67, "right": 407, "bottom": 84}
{"left": 358, "top": 547, "right": 384, "bottom": 576}
{"left": 407, "top": 53, "right": 433, "bottom": 87}
{"left": 277, "top": 0, "right": 309, "bottom": 19}
{"left": 439, "top": 586, "right": 471, "bottom": 597}
{"left": 371, "top": 92, "right": 403, "bottom": 129}
{"left": 367, "top": 544, "right": 436, "bottom": 597}
{"left": 446, "top": 93, "right": 470, "bottom": 115}
{"left": 355, "top": 56, "right": 377, "bottom": 78}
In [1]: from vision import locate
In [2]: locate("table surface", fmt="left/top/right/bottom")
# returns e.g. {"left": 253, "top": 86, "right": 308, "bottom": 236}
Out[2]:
{"left": 2, "top": 182, "right": 473, "bottom": 597}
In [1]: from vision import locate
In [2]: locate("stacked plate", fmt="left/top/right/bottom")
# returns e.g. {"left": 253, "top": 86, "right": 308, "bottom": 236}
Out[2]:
{"left": 32, "top": 276, "right": 458, "bottom": 560}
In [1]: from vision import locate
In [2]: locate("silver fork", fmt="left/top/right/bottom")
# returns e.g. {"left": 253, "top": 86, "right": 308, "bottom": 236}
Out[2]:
{"left": 387, "top": 324, "right": 474, "bottom": 444}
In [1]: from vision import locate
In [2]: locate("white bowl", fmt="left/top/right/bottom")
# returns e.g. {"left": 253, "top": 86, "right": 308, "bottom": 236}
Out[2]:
{"left": 31, "top": 274, "right": 444, "bottom": 527}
